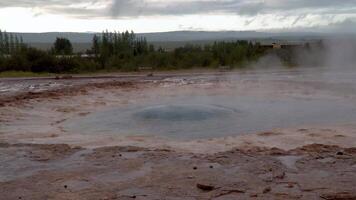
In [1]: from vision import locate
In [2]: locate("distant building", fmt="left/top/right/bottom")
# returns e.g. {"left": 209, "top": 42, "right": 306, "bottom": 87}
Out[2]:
{"left": 55, "top": 55, "right": 76, "bottom": 58}
{"left": 260, "top": 41, "right": 305, "bottom": 49}
{"left": 55, "top": 54, "right": 97, "bottom": 58}
{"left": 1, "top": 54, "right": 11, "bottom": 58}
{"left": 80, "top": 54, "right": 96, "bottom": 58}
{"left": 272, "top": 43, "right": 282, "bottom": 49}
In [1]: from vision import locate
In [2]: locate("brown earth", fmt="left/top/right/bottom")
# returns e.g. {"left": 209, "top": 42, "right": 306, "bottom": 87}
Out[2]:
{"left": 0, "top": 142, "right": 356, "bottom": 200}
{"left": 1, "top": 73, "right": 356, "bottom": 199}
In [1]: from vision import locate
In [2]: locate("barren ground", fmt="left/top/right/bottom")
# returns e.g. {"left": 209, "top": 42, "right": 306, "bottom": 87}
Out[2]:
{"left": 1, "top": 70, "right": 356, "bottom": 199}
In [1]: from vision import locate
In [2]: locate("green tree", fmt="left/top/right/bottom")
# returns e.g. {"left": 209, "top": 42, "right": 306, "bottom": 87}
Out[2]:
{"left": 4, "top": 32, "right": 10, "bottom": 54}
{"left": 91, "top": 34, "right": 100, "bottom": 57}
{"left": 9, "top": 34, "right": 15, "bottom": 54}
{"left": 0, "top": 30, "right": 3, "bottom": 55}
{"left": 14, "top": 35, "right": 20, "bottom": 52}
{"left": 53, "top": 37, "right": 73, "bottom": 55}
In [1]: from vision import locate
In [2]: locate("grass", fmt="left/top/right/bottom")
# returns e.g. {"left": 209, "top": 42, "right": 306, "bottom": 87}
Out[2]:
{"left": 0, "top": 71, "right": 55, "bottom": 78}
{"left": 0, "top": 66, "right": 249, "bottom": 78}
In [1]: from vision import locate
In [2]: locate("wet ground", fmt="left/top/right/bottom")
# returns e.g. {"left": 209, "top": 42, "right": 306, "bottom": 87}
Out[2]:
{"left": 1, "top": 68, "right": 356, "bottom": 199}
{"left": 0, "top": 142, "right": 356, "bottom": 200}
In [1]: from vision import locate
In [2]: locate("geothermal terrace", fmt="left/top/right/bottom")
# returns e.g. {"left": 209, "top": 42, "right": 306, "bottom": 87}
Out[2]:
{"left": 0, "top": 68, "right": 356, "bottom": 199}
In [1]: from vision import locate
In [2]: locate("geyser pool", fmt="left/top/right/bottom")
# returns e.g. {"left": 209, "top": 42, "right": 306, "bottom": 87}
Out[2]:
{"left": 62, "top": 94, "right": 356, "bottom": 139}
{"left": 133, "top": 104, "right": 236, "bottom": 121}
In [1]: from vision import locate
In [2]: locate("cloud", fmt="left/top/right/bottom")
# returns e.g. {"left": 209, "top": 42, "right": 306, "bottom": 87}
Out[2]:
{"left": 324, "top": 18, "right": 356, "bottom": 33}
{"left": 0, "top": 0, "right": 110, "bottom": 18}
{"left": 109, "top": 0, "right": 356, "bottom": 17}
{"left": 1, "top": 0, "right": 356, "bottom": 32}
{"left": 1, "top": 0, "right": 356, "bottom": 18}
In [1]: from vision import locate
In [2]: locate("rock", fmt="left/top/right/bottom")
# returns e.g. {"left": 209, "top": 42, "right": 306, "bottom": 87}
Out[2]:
{"left": 55, "top": 75, "right": 73, "bottom": 80}
{"left": 197, "top": 183, "right": 215, "bottom": 191}
{"left": 250, "top": 194, "right": 258, "bottom": 197}
{"left": 320, "top": 192, "right": 356, "bottom": 200}
{"left": 62, "top": 75, "right": 73, "bottom": 79}
{"left": 263, "top": 187, "right": 271, "bottom": 194}
{"left": 274, "top": 171, "right": 286, "bottom": 179}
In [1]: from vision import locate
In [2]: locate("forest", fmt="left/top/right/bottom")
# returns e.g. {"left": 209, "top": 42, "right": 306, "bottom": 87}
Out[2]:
{"left": 0, "top": 30, "right": 319, "bottom": 74}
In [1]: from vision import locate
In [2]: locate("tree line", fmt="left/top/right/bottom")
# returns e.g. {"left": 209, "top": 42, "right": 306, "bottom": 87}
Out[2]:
{"left": 88, "top": 30, "right": 154, "bottom": 69}
{"left": 87, "top": 30, "right": 269, "bottom": 71}
{"left": 0, "top": 29, "right": 319, "bottom": 74}
{"left": 0, "top": 30, "right": 25, "bottom": 55}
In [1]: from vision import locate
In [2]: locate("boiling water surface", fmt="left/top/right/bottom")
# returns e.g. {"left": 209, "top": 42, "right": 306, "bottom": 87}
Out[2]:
{"left": 63, "top": 68, "right": 356, "bottom": 139}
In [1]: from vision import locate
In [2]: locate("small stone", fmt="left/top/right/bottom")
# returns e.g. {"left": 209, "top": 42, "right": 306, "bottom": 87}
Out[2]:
{"left": 193, "top": 166, "right": 197, "bottom": 170}
{"left": 336, "top": 151, "right": 344, "bottom": 156}
{"left": 197, "top": 183, "right": 215, "bottom": 191}
{"left": 263, "top": 186, "right": 271, "bottom": 194}
{"left": 64, "top": 185, "right": 68, "bottom": 189}
{"left": 274, "top": 171, "right": 285, "bottom": 179}
{"left": 209, "top": 165, "right": 214, "bottom": 169}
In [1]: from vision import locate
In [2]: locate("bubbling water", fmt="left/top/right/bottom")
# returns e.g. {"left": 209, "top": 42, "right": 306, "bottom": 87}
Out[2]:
{"left": 133, "top": 104, "right": 234, "bottom": 121}
{"left": 62, "top": 69, "right": 356, "bottom": 140}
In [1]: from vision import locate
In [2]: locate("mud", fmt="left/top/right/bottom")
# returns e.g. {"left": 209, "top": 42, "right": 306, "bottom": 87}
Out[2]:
{"left": 0, "top": 143, "right": 355, "bottom": 199}
{"left": 1, "top": 69, "right": 356, "bottom": 199}
{"left": 0, "top": 79, "right": 137, "bottom": 107}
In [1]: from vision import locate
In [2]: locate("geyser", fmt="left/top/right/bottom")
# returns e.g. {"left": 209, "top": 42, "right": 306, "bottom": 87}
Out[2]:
{"left": 133, "top": 104, "right": 234, "bottom": 121}
{"left": 62, "top": 69, "right": 356, "bottom": 140}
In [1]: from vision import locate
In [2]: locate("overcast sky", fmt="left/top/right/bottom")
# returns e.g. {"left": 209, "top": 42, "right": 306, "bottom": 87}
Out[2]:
{"left": 0, "top": 0, "right": 356, "bottom": 33}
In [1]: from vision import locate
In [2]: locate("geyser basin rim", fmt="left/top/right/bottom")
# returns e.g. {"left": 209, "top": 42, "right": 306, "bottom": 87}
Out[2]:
{"left": 62, "top": 87, "right": 356, "bottom": 140}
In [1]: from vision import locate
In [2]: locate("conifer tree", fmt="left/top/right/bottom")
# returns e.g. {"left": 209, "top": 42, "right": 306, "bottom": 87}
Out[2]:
{"left": 9, "top": 34, "right": 14, "bottom": 54}
{"left": 91, "top": 34, "right": 100, "bottom": 57}
{"left": 15, "top": 35, "right": 20, "bottom": 52}
{"left": 0, "top": 30, "right": 3, "bottom": 55}
{"left": 4, "top": 32, "right": 9, "bottom": 54}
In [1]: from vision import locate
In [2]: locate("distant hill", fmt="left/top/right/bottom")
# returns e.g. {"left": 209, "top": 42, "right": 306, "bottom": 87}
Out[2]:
{"left": 9, "top": 30, "right": 330, "bottom": 52}
{"left": 13, "top": 31, "right": 325, "bottom": 43}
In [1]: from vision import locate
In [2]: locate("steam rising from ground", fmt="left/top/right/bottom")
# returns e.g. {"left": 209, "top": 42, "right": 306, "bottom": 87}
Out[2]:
{"left": 253, "top": 37, "right": 356, "bottom": 70}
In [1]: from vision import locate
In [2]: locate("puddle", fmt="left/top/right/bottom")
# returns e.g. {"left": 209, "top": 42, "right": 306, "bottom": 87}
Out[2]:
{"left": 277, "top": 156, "right": 303, "bottom": 170}
{"left": 92, "top": 164, "right": 152, "bottom": 183}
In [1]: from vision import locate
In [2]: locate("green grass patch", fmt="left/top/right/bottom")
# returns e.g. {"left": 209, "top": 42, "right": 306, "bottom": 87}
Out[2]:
{"left": 0, "top": 71, "right": 55, "bottom": 78}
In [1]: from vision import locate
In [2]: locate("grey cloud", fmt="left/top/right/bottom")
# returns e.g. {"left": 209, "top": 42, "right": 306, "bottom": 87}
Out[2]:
{"left": 110, "top": 0, "right": 356, "bottom": 17}
{"left": 1, "top": 0, "right": 356, "bottom": 18}
{"left": 325, "top": 18, "right": 356, "bottom": 33}
{"left": 0, "top": 0, "right": 108, "bottom": 18}
{"left": 0, "top": 0, "right": 84, "bottom": 7}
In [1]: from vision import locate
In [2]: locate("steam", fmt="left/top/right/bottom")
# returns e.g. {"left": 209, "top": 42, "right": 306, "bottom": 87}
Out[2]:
{"left": 250, "top": 36, "right": 356, "bottom": 70}
{"left": 321, "top": 38, "right": 356, "bottom": 69}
